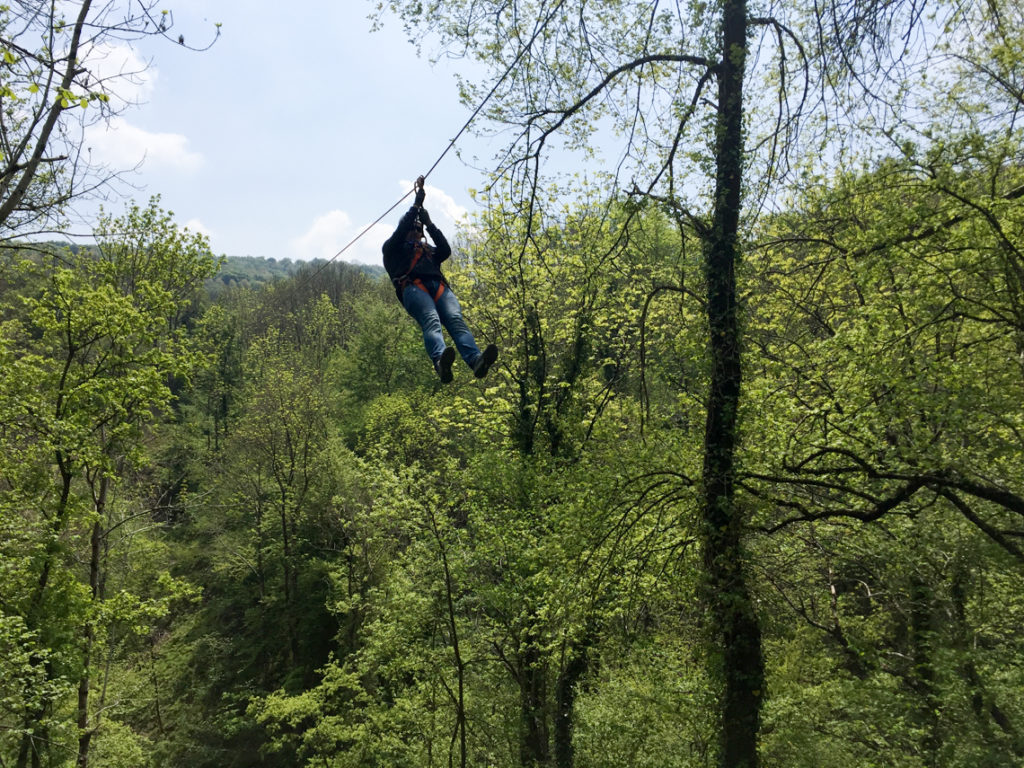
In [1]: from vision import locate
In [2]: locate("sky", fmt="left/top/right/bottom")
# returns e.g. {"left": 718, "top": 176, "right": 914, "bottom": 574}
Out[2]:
{"left": 80, "top": 1, "right": 496, "bottom": 266}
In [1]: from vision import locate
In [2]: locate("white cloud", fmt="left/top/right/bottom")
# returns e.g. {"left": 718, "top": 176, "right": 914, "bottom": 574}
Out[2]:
{"left": 290, "top": 210, "right": 351, "bottom": 262}
{"left": 85, "top": 116, "right": 203, "bottom": 172}
{"left": 81, "top": 42, "right": 156, "bottom": 107}
{"left": 397, "top": 179, "right": 469, "bottom": 227}
{"left": 290, "top": 182, "right": 472, "bottom": 266}
{"left": 290, "top": 210, "right": 390, "bottom": 265}
{"left": 182, "top": 218, "right": 212, "bottom": 239}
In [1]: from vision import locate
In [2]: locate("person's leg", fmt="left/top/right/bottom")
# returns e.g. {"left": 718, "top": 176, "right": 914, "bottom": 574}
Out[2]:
{"left": 402, "top": 284, "right": 447, "bottom": 363}
{"left": 434, "top": 287, "right": 483, "bottom": 367}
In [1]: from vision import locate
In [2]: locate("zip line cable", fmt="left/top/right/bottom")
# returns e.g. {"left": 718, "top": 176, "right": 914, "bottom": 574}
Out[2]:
{"left": 304, "top": 1, "right": 565, "bottom": 283}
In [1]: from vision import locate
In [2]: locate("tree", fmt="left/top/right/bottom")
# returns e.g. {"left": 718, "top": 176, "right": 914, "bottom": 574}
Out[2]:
{"left": 232, "top": 330, "right": 335, "bottom": 677}
{"left": 373, "top": 0, "right": 766, "bottom": 760}
{"left": 261, "top": 194, "right": 729, "bottom": 768}
{"left": 0, "top": 199, "right": 218, "bottom": 768}
{"left": 733, "top": 4, "right": 1024, "bottom": 750}
{"left": 370, "top": 0, "right": 992, "bottom": 763}
{"left": 0, "top": 1, "right": 218, "bottom": 241}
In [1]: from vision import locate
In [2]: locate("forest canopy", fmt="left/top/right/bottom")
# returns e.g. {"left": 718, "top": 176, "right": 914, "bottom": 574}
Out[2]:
{"left": 1, "top": 0, "right": 1023, "bottom": 767}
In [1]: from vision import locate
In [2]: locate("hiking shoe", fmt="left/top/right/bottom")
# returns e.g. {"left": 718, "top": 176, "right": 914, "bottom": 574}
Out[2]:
{"left": 434, "top": 347, "right": 456, "bottom": 383}
{"left": 473, "top": 344, "right": 498, "bottom": 379}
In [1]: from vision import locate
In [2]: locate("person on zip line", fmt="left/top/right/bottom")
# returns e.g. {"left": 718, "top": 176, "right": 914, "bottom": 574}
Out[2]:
{"left": 382, "top": 175, "right": 498, "bottom": 383}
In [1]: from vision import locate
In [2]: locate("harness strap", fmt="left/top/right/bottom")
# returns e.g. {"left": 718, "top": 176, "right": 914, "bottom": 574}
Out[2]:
{"left": 395, "top": 243, "right": 445, "bottom": 302}
{"left": 393, "top": 243, "right": 423, "bottom": 287}
{"left": 412, "top": 277, "right": 445, "bottom": 301}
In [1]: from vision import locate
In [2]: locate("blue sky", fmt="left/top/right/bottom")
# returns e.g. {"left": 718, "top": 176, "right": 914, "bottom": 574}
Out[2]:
{"left": 83, "top": 2, "right": 492, "bottom": 265}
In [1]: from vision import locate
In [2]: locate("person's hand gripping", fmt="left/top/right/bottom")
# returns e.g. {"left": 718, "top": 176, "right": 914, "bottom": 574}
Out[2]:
{"left": 414, "top": 175, "right": 426, "bottom": 208}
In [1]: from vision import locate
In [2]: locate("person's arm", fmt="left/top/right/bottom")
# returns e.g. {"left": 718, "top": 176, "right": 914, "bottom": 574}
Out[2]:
{"left": 381, "top": 206, "right": 420, "bottom": 272}
{"left": 383, "top": 206, "right": 419, "bottom": 254}
{"left": 418, "top": 206, "right": 451, "bottom": 262}
{"left": 427, "top": 222, "right": 451, "bottom": 262}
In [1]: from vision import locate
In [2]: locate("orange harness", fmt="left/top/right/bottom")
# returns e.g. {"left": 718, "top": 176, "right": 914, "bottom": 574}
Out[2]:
{"left": 398, "top": 243, "right": 445, "bottom": 301}
{"left": 412, "top": 277, "right": 445, "bottom": 301}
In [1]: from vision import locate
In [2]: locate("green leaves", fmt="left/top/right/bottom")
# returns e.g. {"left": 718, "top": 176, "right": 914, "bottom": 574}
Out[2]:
{"left": 0, "top": 199, "right": 225, "bottom": 767}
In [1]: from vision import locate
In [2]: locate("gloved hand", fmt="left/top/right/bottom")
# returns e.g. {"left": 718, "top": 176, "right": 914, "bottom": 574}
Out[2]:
{"left": 418, "top": 207, "right": 432, "bottom": 226}
{"left": 414, "top": 175, "right": 426, "bottom": 207}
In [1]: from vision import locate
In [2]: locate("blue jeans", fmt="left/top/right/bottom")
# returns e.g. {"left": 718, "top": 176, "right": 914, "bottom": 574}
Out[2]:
{"left": 402, "top": 280, "right": 482, "bottom": 366}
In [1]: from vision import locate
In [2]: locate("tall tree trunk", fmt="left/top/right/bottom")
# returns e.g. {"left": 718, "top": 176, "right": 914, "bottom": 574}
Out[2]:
{"left": 16, "top": 722, "right": 44, "bottom": 768}
{"left": 279, "top": 502, "right": 299, "bottom": 668}
{"left": 18, "top": 458, "right": 76, "bottom": 768}
{"left": 519, "top": 625, "right": 550, "bottom": 767}
{"left": 950, "top": 565, "right": 1023, "bottom": 756}
{"left": 908, "top": 576, "right": 940, "bottom": 763}
{"left": 77, "top": 474, "right": 108, "bottom": 768}
{"left": 431, "top": 512, "right": 467, "bottom": 768}
{"left": 76, "top": 519, "right": 101, "bottom": 767}
{"left": 700, "top": 0, "right": 764, "bottom": 766}
{"left": 554, "top": 638, "right": 589, "bottom": 768}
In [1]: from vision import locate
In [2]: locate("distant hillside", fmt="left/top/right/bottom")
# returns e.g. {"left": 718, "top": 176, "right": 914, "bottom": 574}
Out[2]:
{"left": 2, "top": 245, "right": 383, "bottom": 295}
{"left": 208, "top": 255, "right": 385, "bottom": 294}
{"left": 210, "top": 255, "right": 297, "bottom": 290}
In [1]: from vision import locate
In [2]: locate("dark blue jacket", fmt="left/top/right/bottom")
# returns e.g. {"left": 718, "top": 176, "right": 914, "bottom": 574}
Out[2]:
{"left": 382, "top": 206, "right": 452, "bottom": 300}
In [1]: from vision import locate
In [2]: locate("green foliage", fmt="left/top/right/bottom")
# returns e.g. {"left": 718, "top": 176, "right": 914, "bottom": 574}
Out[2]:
{"left": 142, "top": 144, "right": 1022, "bottom": 766}
{"left": 0, "top": 198, "right": 220, "bottom": 768}
{"left": 210, "top": 255, "right": 298, "bottom": 292}
{"left": 93, "top": 196, "right": 223, "bottom": 329}
{"left": 740, "top": 115, "right": 1024, "bottom": 764}
{"left": 6, "top": 4, "right": 1024, "bottom": 766}
{"left": 574, "top": 638, "right": 716, "bottom": 767}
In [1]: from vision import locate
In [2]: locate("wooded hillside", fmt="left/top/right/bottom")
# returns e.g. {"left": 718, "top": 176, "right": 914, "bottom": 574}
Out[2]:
{"left": 2, "top": 1, "right": 1023, "bottom": 767}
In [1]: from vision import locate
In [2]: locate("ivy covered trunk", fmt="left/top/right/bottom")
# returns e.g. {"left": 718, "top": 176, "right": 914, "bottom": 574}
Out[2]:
{"left": 519, "top": 624, "right": 550, "bottom": 767}
{"left": 554, "top": 638, "right": 589, "bottom": 768}
{"left": 700, "top": 0, "right": 765, "bottom": 765}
